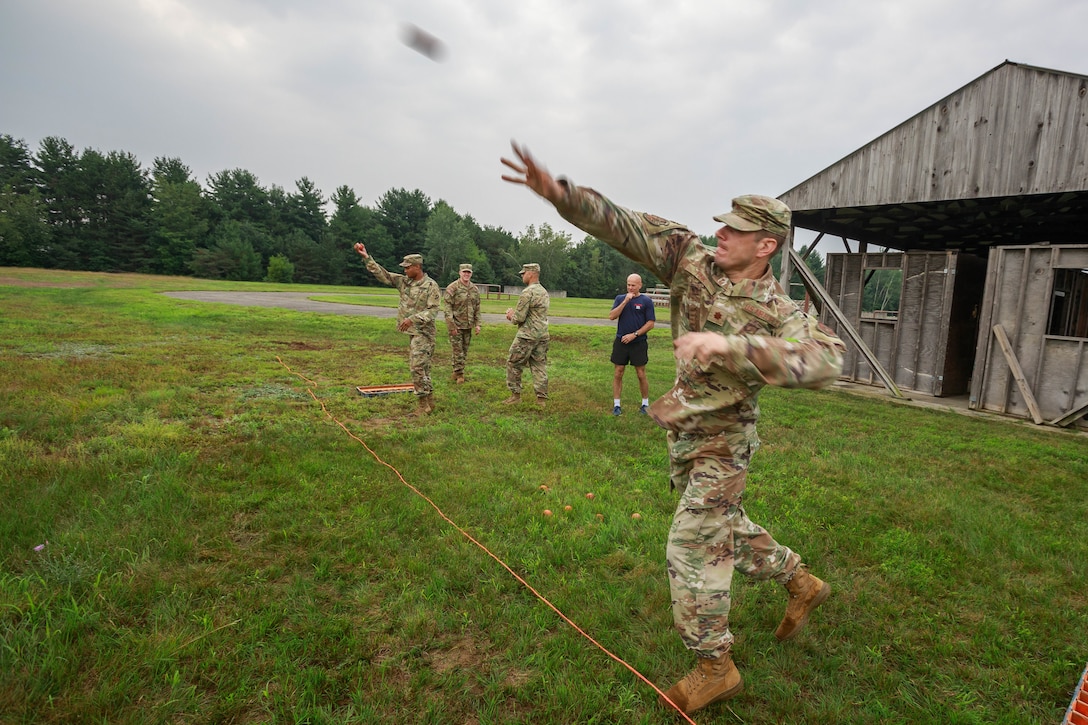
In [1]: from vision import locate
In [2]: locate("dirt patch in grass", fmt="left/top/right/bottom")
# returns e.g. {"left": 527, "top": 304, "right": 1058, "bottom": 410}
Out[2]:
{"left": 428, "top": 636, "right": 485, "bottom": 674}
{"left": 269, "top": 340, "right": 332, "bottom": 351}
{"left": 0, "top": 276, "right": 93, "bottom": 288}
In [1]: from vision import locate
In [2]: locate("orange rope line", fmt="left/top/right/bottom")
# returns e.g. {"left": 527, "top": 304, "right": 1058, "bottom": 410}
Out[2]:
{"left": 275, "top": 357, "right": 696, "bottom": 724}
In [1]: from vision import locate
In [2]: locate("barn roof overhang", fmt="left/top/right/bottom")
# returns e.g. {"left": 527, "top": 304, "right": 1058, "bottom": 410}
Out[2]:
{"left": 779, "top": 61, "right": 1088, "bottom": 255}
{"left": 790, "top": 190, "right": 1088, "bottom": 255}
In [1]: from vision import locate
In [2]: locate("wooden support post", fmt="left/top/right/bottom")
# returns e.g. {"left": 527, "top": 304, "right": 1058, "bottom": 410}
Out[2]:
{"left": 779, "top": 227, "right": 794, "bottom": 294}
{"left": 787, "top": 245, "right": 906, "bottom": 399}
{"left": 800, "top": 233, "right": 823, "bottom": 262}
{"left": 991, "top": 324, "right": 1044, "bottom": 424}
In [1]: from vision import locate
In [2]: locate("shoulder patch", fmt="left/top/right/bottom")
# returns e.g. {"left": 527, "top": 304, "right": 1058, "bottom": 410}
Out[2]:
{"left": 641, "top": 212, "right": 684, "bottom": 232}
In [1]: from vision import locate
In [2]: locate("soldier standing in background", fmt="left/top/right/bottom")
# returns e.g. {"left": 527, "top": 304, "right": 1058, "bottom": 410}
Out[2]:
{"left": 500, "top": 142, "right": 845, "bottom": 716}
{"left": 502, "top": 263, "right": 549, "bottom": 408}
{"left": 442, "top": 263, "right": 481, "bottom": 383}
{"left": 354, "top": 244, "right": 441, "bottom": 416}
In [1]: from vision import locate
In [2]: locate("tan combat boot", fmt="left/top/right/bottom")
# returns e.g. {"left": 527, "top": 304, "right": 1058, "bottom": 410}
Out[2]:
{"left": 660, "top": 653, "right": 743, "bottom": 715}
{"left": 501, "top": 393, "right": 521, "bottom": 405}
{"left": 535, "top": 396, "right": 547, "bottom": 409}
{"left": 775, "top": 565, "right": 831, "bottom": 641}
{"left": 455, "top": 373, "right": 465, "bottom": 384}
{"left": 411, "top": 395, "right": 434, "bottom": 416}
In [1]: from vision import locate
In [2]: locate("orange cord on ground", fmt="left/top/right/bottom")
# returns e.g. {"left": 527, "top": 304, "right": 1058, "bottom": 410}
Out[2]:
{"left": 276, "top": 357, "right": 697, "bottom": 724}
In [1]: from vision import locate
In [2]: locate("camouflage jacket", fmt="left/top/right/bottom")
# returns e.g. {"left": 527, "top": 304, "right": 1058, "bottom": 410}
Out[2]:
{"left": 511, "top": 283, "right": 550, "bottom": 341}
{"left": 555, "top": 181, "right": 845, "bottom": 437}
{"left": 365, "top": 259, "right": 440, "bottom": 335}
{"left": 443, "top": 279, "right": 481, "bottom": 330}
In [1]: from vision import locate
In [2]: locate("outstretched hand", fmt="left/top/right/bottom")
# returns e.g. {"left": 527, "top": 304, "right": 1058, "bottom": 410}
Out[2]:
{"left": 353, "top": 242, "right": 369, "bottom": 259}
{"left": 500, "top": 141, "right": 565, "bottom": 205}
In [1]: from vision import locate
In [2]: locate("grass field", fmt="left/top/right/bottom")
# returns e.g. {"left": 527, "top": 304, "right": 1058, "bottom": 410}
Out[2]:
{"left": 1, "top": 267, "right": 1086, "bottom": 724}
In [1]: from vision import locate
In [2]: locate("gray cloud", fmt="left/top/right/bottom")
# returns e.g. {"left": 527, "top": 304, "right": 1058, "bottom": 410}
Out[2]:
{"left": 3, "top": 0, "right": 1087, "bottom": 247}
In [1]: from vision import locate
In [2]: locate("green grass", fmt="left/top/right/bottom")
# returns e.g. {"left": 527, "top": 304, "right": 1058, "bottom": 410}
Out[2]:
{"left": 1, "top": 268, "right": 1086, "bottom": 724}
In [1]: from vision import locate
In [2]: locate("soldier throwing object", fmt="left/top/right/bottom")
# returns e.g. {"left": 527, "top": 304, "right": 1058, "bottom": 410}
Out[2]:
{"left": 354, "top": 243, "right": 441, "bottom": 415}
{"left": 501, "top": 143, "right": 846, "bottom": 716}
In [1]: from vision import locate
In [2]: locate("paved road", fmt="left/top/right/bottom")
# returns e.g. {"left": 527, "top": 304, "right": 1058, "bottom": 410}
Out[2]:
{"left": 162, "top": 291, "right": 615, "bottom": 327}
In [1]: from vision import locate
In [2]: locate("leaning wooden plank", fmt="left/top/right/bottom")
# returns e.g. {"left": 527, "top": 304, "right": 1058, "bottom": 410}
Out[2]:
{"left": 789, "top": 245, "right": 907, "bottom": 399}
{"left": 992, "top": 324, "right": 1044, "bottom": 424}
{"left": 1049, "top": 399, "right": 1088, "bottom": 428}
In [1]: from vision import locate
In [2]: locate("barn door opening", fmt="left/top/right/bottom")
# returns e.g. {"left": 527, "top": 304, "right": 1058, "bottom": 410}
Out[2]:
{"left": 824, "top": 250, "right": 986, "bottom": 396}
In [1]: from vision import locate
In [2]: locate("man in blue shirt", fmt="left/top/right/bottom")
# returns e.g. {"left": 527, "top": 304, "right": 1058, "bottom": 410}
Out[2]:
{"left": 609, "top": 273, "right": 656, "bottom": 414}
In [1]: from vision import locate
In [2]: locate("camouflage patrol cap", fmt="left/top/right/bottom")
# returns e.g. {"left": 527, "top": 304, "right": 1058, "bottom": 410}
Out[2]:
{"left": 519, "top": 263, "right": 540, "bottom": 274}
{"left": 713, "top": 195, "right": 791, "bottom": 237}
{"left": 459, "top": 263, "right": 473, "bottom": 272}
{"left": 399, "top": 253, "right": 423, "bottom": 268}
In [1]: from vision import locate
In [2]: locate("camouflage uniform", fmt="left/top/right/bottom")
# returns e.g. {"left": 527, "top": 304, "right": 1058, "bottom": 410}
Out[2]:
{"left": 365, "top": 256, "right": 440, "bottom": 397}
{"left": 555, "top": 183, "right": 845, "bottom": 659}
{"left": 507, "top": 277, "right": 550, "bottom": 398}
{"left": 443, "top": 273, "right": 481, "bottom": 377}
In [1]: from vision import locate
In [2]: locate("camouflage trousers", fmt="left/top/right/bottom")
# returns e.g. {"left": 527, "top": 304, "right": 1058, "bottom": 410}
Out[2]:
{"left": 666, "top": 430, "right": 800, "bottom": 658}
{"left": 506, "top": 337, "right": 548, "bottom": 398}
{"left": 448, "top": 327, "right": 473, "bottom": 375}
{"left": 408, "top": 331, "right": 436, "bottom": 396}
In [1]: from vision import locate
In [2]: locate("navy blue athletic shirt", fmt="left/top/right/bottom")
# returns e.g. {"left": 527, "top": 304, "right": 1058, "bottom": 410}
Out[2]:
{"left": 612, "top": 294, "right": 656, "bottom": 338}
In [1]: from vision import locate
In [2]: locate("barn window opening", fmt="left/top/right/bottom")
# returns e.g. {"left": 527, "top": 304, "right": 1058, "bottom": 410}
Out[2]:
{"left": 861, "top": 269, "right": 902, "bottom": 318}
{"left": 1048, "top": 268, "right": 1088, "bottom": 338}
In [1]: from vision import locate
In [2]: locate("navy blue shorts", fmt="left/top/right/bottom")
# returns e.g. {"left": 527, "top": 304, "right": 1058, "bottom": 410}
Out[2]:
{"left": 611, "top": 335, "right": 649, "bottom": 367}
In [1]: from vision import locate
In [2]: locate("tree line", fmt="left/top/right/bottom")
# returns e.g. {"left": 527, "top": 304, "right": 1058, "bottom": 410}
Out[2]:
{"left": 0, "top": 133, "right": 662, "bottom": 297}
{"left": 1, "top": 132, "right": 834, "bottom": 300}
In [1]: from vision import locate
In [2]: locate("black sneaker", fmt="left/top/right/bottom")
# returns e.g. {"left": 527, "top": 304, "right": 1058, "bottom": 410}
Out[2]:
{"left": 612, "top": 405, "right": 622, "bottom": 416}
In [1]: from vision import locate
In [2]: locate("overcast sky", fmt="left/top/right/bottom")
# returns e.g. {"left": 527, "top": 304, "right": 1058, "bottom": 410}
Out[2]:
{"left": 3, "top": 0, "right": 1087, "bottom": 250}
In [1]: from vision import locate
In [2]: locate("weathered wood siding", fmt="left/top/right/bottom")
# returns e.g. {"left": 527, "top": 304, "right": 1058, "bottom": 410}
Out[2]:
{"left": 781, "top": 62, "right": 1088, "bottom": 210}
{"left": 970, "top": 244, "right": 1088, "bottom": 429}
{"left": 821, "top": 251, "right": 986, "bottom": 397}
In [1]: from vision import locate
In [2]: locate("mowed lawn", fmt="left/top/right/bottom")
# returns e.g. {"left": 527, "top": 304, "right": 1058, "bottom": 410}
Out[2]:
{"left": 1, "top": 268, "right": 1086, "bottom": 725}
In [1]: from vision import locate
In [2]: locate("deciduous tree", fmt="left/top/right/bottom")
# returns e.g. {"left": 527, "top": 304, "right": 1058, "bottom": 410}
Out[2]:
{"left": 515, "top": 223, "right": 573, "bottom": 291}
{"left": 424, "top": 200, "right": 481, "bottom": 285}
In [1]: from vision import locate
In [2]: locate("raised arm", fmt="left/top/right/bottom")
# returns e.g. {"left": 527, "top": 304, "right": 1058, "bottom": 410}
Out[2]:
{"left": 609, "top": 293, "right": 634, "bottom": 321}
{"left": 501, "top": 141, "right": 692, "bottom": 287}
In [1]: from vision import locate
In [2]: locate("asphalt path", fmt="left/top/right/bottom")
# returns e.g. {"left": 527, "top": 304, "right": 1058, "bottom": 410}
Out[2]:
{"left": 162, "top": 291, "right": 615, "bottom": 327}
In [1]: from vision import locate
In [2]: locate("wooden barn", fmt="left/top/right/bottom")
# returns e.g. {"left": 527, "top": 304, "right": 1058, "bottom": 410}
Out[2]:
{"left": 778, "top": 60, "right": 1088, "bottom": 430}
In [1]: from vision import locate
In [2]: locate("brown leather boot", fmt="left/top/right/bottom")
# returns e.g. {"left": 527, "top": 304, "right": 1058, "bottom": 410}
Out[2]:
{"left": 775, "top": 565, "right": 830, "bottom": 641}
{"left": 411, "top": 395, "right": 434, "bottom": 416}
{"left": 455, "top": 373, "right": 465, "bottom": 384}
{"left": 535, "top": 396, "right": 547, "bottom": 408}
{"left": 501, "top": 394, "right": 521, "bottom": 405}
{"left": 660, "top": 653, "right": 742, "bottom": 715}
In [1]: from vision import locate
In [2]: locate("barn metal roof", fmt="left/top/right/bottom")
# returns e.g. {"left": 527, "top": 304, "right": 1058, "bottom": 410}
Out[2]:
{"left": 780, "top": 61, "right": 1088, "bottom": 254}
